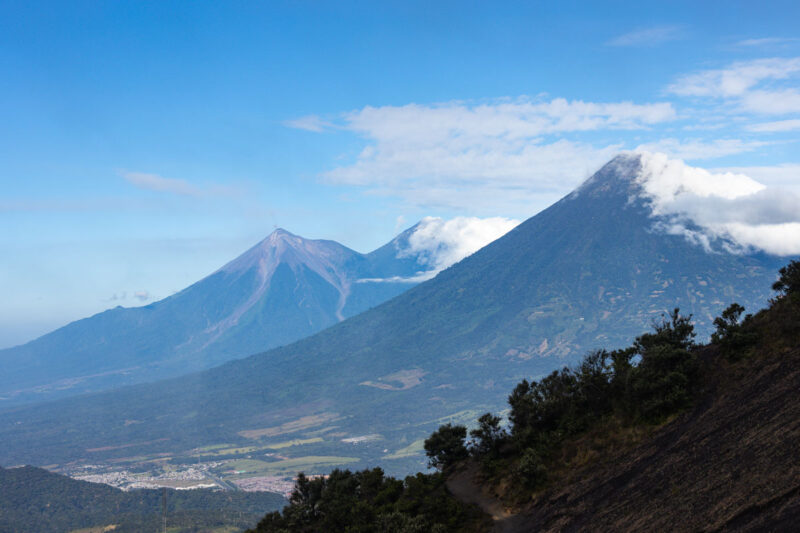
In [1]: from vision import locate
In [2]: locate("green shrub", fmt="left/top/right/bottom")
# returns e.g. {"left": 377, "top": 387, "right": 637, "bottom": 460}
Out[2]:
{"left": 424, "top": 423, "right": 469, "bottom": 471}
{"left": 515, "top": 448, "right": 547, "bottom": 488}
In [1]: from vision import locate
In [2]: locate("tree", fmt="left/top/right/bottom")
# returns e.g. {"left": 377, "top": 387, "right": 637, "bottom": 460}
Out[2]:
{"left": 424, "top": 424, "right": 468, "bottom": 470}
{"left": 772, "top": 260, "right": 800, "bottom": 299}
{"left": 515, "top": 447, "right": 547, "bottom": 488}
{"left": 625, "top": 309, "right": 698, "bottom": 421}
{"left": 711, "top": 303, "right": 746, "bottom": 341}
{"left": 711, "top": 303, "right": 757, "bottom": 359}
{"left": 508, "top": 367, "right": 582, "bottom": 445}
{"left": 469, "top": 413, "right": 507, "bottom": 458}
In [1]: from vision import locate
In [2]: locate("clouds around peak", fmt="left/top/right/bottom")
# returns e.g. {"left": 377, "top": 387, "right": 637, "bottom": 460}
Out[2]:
{"left": 398, "top": 216, "right": 520, "bottom": 277}
{"left": 288, "top": 97, "right": 675, "bottom": 214}
{"left": 284, "top": 55, "right": 800, "bottom": 228}
{"left": 636, "top": 152, "right": 800, "bottom": 256}
{"left": 606, "top": 25, "right": 684, "bottom": 47}
{"left": 360, "top": 216, "right": 519, "bottom": 283}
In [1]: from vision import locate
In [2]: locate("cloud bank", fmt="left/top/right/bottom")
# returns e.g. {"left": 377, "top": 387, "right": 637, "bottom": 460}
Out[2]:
{"left": 398, "top": 216, "right": 520, "bottom": 278}
{"left": 290, "top": 97, "right": 675, "bottom": 214}
{"left": 636, "top": 152, "right": 800, "bottom": 255}
{"left": 283, "top": 59, "right": 800, "bottom": 246}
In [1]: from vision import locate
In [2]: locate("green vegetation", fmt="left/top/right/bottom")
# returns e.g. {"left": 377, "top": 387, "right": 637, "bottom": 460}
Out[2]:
{"left": 265, "top": 437, "right": 323, "bottom": 449}
{"left": 223, "top": 456, "right": 359, "bottom": 478}
{"left": 382, "top": 438, "right": 426, "bottom": 460}
{"left": 501, "top": 307, "right": 698, "bottom": 489}
{"left": 245, "top": 469, "right": 485, "bottom": 533}
{"left": 710, "top": 303, "right": 758, "bottom": 359}
{"left": 423, "top": 424, "right": 469, "bottom": 470}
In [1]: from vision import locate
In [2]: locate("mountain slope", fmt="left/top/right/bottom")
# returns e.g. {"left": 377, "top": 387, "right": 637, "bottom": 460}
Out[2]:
{"left": 0, "top": 154, "right": 788, "bottom": 473}
{"left": 0, "top": 228, "right": 422, "bottom": 405}
{"left": 479, "top": 277, "right": 800, "bottom": 532}
{"left": 501, "top": 341, "right": 800, "bottom": 532}
{"left": 248, "top": 262, "right": 800, "bottom": 533}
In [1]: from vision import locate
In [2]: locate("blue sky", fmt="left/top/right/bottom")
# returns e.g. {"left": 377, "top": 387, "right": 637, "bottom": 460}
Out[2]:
{"left": 2, "top": 0, "right": 800, "bottom": 347}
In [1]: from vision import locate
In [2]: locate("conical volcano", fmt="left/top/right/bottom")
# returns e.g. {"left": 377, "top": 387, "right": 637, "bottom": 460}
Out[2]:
{"left": 0, "top": 154, "right": 788, "bottom": 472}
{"left": 0, "top": 228, "right": 423, "bottom": 405}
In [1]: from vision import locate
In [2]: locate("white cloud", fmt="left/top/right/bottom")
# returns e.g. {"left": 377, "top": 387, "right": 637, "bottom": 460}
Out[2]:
{"left": 737, "top": 37, "right": 800, "bottom": 47}
{"left": 669, "top": 57, "right": 800, "bottom": 114}
{"left": 400, "top": 216, "right": 519, "bottom": 277}
{"left": 133, "top": 290, "right": 150, "bottom": 302}
{"left": 121, "top": 171, "right": 238, "bottom": 198}
{"left": 636, "top": 152, "right": 800, "bottom": 255}
{"left": 283, "top": 115, "right": 332, "bottom": 132}
{"left": 638, "top": 152, "right": 765, "bottom": 204}
{"left": 287, "top": 98, "right": 675, "bottom": 214}
{"left": 338, "top": 98, "right": 675, "bottom": 142}
{"left": 634, "top": 138, "right": 767, "bottom": 160}
{"left": 740, "top": 88, "right": 800, "bottom": 114}
{"left": 720, "top": 222, "right": 800, "bottom": 256}
{"left": 710, "top": 163, "right": 800, "bottom": 193}
{"left": 670, "top": 58, "right": 800, "bottom": 97}
{"left": 606, "top": 25, "right": 684, "bottom": 47}
{"left": 122, "top": 172, "right": 202, "bottom": 196}
{"left": 329, "top": 139, "right": 622, "bottom": 214}
{"left": 361, "top": 216, "right": 519, "bottom": 283}
{"left": 284, "top": 87, "right": 797, "bottom": 220}
{"left": 746, "top": 119, "right": 800, "bottom": 132}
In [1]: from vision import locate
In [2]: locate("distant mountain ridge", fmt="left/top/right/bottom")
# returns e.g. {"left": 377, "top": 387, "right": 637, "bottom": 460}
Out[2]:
{"left": 0, "top": 153, "right": 789, "bottom": 474}
{"left": 0, "top": 465, "right": 286, "bottom": 532}
{"left": 0, "top": 225, "right": 430, "bottom": 405}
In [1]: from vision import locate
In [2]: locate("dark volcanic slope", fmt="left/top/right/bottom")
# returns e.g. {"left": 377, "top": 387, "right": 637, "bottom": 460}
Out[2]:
{"left": 0, "top": 154, "right": 787, "bottom": 468}
{"left": 506, "top": 346, "right": 800, "bottom": 532}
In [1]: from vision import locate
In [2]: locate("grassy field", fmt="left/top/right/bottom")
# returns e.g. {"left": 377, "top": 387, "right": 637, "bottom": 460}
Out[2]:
{"left": 222, "top": 456, "right": 359, "bottom": 478}
{"left": 265, "top": 437, "right": 324, "bottom": 449}
{"left": 237, "top": 413, "right": 339, "bottom": 439}
{"left": 383, "top": 439, "right": 425, "bottom": 459}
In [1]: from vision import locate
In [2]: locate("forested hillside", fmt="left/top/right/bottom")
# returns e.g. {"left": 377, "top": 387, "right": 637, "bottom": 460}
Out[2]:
{"left": 249, "top": 260, "right": 800, "bottom": 532}
{"left": 0, "top": 465, "right": 286, "bottom": 533}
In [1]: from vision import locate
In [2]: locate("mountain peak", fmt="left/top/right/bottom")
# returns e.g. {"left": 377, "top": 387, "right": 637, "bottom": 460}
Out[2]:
{"left": 219, "top": 229, "right": 341, "bottom": 276}
{"left": 262, "top": 227, "right": 305, "bottom": 247}
{"left": 267, "top": 227, "right": 297, "bottom": 239}
{"left": 572, "top": 152, "right": 644, "bottom": 199}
